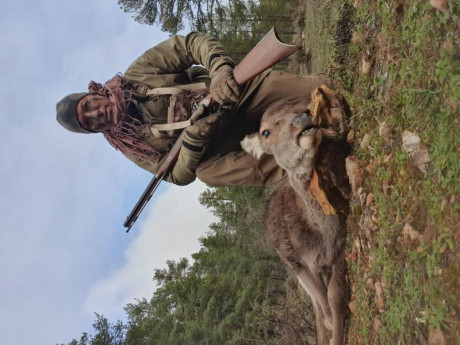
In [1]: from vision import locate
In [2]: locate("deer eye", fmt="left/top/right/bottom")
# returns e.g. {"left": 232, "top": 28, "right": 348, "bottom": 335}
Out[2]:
{"left": 262, "top": 130, "right": 270, "bottom": 138}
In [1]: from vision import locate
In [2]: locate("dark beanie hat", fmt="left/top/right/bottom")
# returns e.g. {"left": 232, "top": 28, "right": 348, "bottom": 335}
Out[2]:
{"left": 56, "top": 92, "right": 93, "bottom": 134}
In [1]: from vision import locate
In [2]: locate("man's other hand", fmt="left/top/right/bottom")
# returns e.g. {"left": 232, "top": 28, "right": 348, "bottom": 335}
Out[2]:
{"left": 210, "top": 65, "right": 241, "bottom": 104}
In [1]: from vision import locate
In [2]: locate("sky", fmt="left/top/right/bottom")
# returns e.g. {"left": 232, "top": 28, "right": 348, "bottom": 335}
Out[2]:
{"left": 0, "top": 1, "right": 217, "bottom": 344}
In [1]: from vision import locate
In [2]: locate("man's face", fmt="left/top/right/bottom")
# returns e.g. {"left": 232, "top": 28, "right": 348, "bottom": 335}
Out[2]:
{"left": 76, "top": 94, "right": 121, "bottom": 132}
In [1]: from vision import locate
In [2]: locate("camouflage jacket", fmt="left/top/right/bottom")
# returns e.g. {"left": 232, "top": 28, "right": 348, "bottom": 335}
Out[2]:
{"left": 122, "top": 32, "right": 268, "bottom": 185}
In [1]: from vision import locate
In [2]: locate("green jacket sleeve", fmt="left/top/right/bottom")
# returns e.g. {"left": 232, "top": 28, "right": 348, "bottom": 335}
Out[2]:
{"left": 123, "top": 32, "right": 235, "bottom": 186}
{"left": 124, "top": 146, "right": 201, "bottom": 186}
{"left": 165, "top": 145, "right": 202, "bottom": 185}
{"left": 124, "top": 32, "right": 235, "bottom": 85}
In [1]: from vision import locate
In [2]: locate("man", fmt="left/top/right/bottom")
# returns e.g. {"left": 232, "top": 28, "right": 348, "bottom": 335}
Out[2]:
{"left": 57, "top": 32, "right": 330, "bottom": 186}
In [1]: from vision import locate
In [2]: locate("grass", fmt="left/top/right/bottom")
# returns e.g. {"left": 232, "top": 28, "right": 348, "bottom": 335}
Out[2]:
{"left": 298, "top": 0, "right": 460, "bottom": 344}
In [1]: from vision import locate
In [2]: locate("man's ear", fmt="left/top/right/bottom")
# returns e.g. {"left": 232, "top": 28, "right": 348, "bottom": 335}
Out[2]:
{"left": 241, "top": 133, "right": 265, "bottom": 160}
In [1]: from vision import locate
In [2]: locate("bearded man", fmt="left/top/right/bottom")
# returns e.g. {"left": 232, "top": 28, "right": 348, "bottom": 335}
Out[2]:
{"left": 56, "top": 32, "right": 330, "bottom": 186}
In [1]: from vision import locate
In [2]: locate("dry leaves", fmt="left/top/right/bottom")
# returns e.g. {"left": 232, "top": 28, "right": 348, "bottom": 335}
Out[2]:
{"left": 362, "top": 55, "right": 371, "bottom": 74}
{"left": 365, "top": 193, "right": 374, "bottom": 207}
{"left": 348, "top": 300, "right": 357, "bottom": 314}
{"left": 347, "top": 129, "right": 355, "bottom": 144}
{"left": 378, "top": 121, "right": 392, "bottom": 141}
{"left": 346, "top": 156, "right": 364, "bottom": 194}
{"left": 351, "top": 31, "right": 362, "bottom": 45}
{"left": 374, "top": 281, "right": 385, "bottom": 310}
{"left": 309, "top": 169, "right": 337, "bottom": 215}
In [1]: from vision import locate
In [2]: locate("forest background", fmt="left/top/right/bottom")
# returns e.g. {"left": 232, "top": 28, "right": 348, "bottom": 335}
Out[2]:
{"left": 60, "top": 0, "right": 459, "bottom": 344}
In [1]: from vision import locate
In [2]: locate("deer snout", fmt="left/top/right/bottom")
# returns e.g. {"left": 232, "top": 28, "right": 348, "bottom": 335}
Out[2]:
{"left": 291, "top": 113, "right": 314, "bottom": 128}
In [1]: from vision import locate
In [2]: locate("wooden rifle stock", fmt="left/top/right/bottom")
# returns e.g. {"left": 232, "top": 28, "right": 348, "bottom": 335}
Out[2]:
{"left": 123, "top": 28, "right": 300, "bottom": 232}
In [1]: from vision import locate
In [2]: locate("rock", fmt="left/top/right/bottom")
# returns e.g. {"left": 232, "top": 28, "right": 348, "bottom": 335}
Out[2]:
{"left": 402, "top": 130, "right": 421, "bottom": 154}
{"left": 411, "top": 147, "right": 431, "bottom": 173}
{"left": 360, "top": 133, "right": 371, "bottom": 150}
{"left": 401, "top": 130, "right": 431, "bottom": 173}
{"left": 430, "top": 0, "right": 447, "bottom": 12}
{"left": 428, "top": 328, "right": 446, "bottom": 345}
{"left": 402, "top": 223, "right": 422, "bottom": 242}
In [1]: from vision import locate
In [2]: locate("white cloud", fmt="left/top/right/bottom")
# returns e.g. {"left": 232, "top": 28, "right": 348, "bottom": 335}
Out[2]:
{"left": 82, "top": 181, "right": 216, "bottom": 320}
{"left": 0, "top": 1, "right": 215, "bottom": 345}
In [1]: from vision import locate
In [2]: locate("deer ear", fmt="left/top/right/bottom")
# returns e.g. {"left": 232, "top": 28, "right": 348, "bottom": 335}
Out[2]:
{"left": 241, "top": 133, "right": 265, "bottom": 160}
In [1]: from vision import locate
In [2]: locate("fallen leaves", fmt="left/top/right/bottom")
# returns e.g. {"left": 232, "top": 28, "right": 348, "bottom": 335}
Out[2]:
{"left": 347, "top": 252, "right": 358, "bottom": 262}
{"left": 351, "top": 31, "right": 363, "bottom": 45}
{"left": 346, "top": 129, "right": 355, "bottom": 144}
{"left": 362, "top": 55, "right": 372, "bottom": 74}
{"left": 309, "top": 169, "right": 337, "bottom": 215}
{"left": 348, "top": 300, "right": 357, "bottom": 314}
{"left": 378, "top": 121, "right": 392, "bottom": 141}
{"left": 365, "top": 192, "right": 374, "bottom": 207}
{"left": 374, "top": 281, "right": 385, "bottom": 310}
{"left": 346, "top": 156, "right": 364, "bottom": 194}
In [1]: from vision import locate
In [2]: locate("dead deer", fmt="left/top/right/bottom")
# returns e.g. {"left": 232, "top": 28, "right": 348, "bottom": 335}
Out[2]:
{"left": 241, "top": 89, "right": 351, "bottom": 345}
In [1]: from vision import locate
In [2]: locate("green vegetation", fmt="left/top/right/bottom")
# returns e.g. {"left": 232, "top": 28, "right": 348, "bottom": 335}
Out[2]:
{"left": 302, "top": 0, "right": 459, "bottom": 344}
{"left": 117, "top": 0, "right": 297, "bottom": 64}
{"left": 61, "top": 0, "right": 459, "bottom": 344}
{"left": 61, "top": 186, "right": 316, "bottom": 345}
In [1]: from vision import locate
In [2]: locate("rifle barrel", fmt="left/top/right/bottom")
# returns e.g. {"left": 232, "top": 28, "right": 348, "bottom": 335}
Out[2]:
{"left": 124, "top": 172, "right": 165, "bottom": 232}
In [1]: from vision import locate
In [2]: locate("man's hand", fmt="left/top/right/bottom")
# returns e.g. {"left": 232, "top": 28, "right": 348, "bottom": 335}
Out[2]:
{"left": 189, "top": 112, "right": 222, "bottom": 138}
{"left": 210, "top": 65, "right": 241, "bottom": 104}
{"left": 183, "top": 112, "right": 223, "bottom": 150}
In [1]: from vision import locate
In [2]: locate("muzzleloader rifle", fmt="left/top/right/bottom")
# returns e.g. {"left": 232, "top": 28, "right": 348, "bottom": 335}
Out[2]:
{"left": 124, "top": 28, "right": 300, "bottom": 232}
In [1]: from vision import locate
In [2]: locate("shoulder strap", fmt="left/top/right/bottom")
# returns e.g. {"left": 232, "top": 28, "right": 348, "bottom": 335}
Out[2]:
{"left": 144, "top": 82, "right": 207, "bottom": 96}
{"left": 145, "top": 82, "right": 207, "bottom": 138}
{"left": 150, "top": 119, "right": 192, "bottom": 133}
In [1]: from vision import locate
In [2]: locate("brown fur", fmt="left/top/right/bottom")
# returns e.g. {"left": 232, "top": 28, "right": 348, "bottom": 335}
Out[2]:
{"left": 241, "top": 97, "right": 350, "bottom": 345}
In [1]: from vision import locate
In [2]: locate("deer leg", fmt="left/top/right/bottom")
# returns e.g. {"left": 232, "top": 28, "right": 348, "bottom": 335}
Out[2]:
{"left": 295, "top": 266, "right": 333, "bottom": 330}
{"left": 327, "top": 259, "right": 348, "bottom": 345}
{"left": 313, "top": 302, "right": 330, "bottom": 345}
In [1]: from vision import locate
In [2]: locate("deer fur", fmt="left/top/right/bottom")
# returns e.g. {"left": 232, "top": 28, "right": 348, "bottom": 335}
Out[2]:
{"left": 241, "top": 99, "right": 350, "bottom": 345}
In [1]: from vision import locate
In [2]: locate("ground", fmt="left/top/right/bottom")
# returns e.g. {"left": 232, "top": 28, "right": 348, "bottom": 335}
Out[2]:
{"left": 290, "top": 0, "right": 459, "bottom": 344}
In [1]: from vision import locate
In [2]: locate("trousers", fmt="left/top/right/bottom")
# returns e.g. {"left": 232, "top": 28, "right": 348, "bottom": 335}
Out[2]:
{"left": 196, "top": 71, "right": 332, "bottom": 186}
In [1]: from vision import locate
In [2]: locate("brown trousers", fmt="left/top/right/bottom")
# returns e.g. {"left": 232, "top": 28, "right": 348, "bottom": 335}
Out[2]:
{"left": 196, "top": 71, "right": 332, "bottom": 186}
